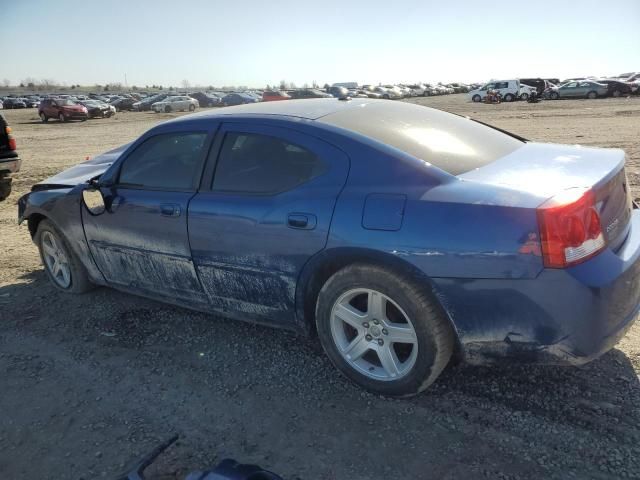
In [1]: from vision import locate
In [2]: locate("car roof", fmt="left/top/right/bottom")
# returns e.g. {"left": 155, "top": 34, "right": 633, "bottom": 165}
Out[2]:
{"left": 176, "top": 98, "right": 386, "bottom": 122}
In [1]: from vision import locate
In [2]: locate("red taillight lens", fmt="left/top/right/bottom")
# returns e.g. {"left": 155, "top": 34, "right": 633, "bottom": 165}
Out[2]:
{"left": 536, "top": 188, "right": 606, "bottom": 268}
{"left": 8, "top": 138, "right": 16, "bottom": 150}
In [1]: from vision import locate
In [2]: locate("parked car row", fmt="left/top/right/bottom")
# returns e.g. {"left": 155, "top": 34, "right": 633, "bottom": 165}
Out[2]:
{"left": 468, "top": 73, "right": 639, "bottom": 103}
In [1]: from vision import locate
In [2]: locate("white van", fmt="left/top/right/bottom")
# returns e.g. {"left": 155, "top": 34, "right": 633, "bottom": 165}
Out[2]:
{"left": 468, "top": 80, "right": 523, "bottom": 102}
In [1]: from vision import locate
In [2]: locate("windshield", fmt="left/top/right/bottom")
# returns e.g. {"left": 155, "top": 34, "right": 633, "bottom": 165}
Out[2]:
{"left": 320, "top": 101, "right": 524, "bottom": 175}
{"left": 55, "top": 99, "right": 77, "bottom": 106}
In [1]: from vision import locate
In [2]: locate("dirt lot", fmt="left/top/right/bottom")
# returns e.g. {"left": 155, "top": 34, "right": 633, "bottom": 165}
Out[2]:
{"left": 2, "top": 95, "right": 640, "bottom": 479}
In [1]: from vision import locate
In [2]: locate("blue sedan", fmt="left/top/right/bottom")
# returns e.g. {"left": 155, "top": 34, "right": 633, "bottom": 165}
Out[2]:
{"left": 18, "top": 99, "right": 640, "bottom": 396}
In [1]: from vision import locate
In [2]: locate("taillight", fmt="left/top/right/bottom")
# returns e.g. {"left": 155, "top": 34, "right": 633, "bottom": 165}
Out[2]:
{"left": 536, "top": 188, "right": 606, "bottom": 268}
{"left": 6, "top": 126, "right": 16, "bottom": 151}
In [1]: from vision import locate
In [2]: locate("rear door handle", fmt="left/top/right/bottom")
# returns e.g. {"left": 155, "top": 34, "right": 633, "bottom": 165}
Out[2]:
{"left": 160, "top": 204, "right": 181, "bottom": 217}
{"left": 287, "top": 213, "right": 317, "bottom": 230}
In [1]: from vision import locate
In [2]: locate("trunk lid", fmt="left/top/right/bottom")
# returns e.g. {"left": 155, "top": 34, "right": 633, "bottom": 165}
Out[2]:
{"left": 459, "top": 142, "right": 632, "bottom": 250}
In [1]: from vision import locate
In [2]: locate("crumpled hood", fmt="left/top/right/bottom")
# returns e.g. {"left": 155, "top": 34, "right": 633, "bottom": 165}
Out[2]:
{"left": 34, "top": 143, "right": 130, "bottom": 189}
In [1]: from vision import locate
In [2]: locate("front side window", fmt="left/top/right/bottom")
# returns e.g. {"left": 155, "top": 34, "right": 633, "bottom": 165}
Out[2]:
{"left": 212, "top": 132, "right": 327, "bottom": 194}
{"left": 118, "top": 132, "right": 207, "bottom": 190}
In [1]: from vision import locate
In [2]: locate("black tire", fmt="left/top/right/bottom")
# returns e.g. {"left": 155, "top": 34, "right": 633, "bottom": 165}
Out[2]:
{"left": 383, "top": 94, "right": 390, "bottom": 100}
{"left": 520, "top": 93, "right": 529, "bottom": 101}
{"left": 612, "top": 90, "right": 621, "bottom": 98}
{"left": 165, "top": 105, "right": 171, "bottom": 113}
{"left": 0, "top": 176, "right": 11, "bottom": 201}
{"left": 189, "top": 104, "right": 195, "bottom": 111}
{"left": 472, "top": 94, "right": 481, "bottom": 103}
{"left": 503, "top": 93, "right": 515, "bottom": 102}
{"left": 315, "top": 264, "right": 454, "bottom": 397}
{"left": 39, "top": 112, "right": 48, "bottom": 123}
{"left": 550, "top": 91, "right": 559, "bottom": 100}
{"left": 35, "top": 219, "right": 93, "bottom": 294}
{"left": 587, "top": 91, "right": 597, "bottom": 99}
{"left": 59, "top": 113, "right": 66, "bottom": 122}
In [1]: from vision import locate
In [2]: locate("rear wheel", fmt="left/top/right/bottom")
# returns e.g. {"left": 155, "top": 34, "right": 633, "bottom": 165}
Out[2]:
{"left": 58, "top": 113, "right": 66, "bottom": 122}
{"left": 0, "top": 175, "right": 11, "bottom": 201}
{"left": 587, "top": 91, "right": 597, "bottom": 99}
{"left": 165, "top": 105, "right": 172, "bottom": 113}
{"left": 504, "top": 93, "right": 515, "bottom": 102}
{"left": 550, "top": 91, "right": 559, "bottom": 100}
{"left": 316, "top": 264, "right": 454, "bottom": 397}
{"left": 39, "top": 112, "right": 48, "bottom": 123}
{"left": 612, "top": 90, "right": 621, "bottom": 98}
{"left": 520, "top": 93, "right": 529, "bottom": 101}
{"left": 472, "top": 94, "right": 481, "bottom": 102}
{"left": 35, "top": 220, "right": 93, "bottom": 293}
{"left": 189, "top": 104, "right": 195, "bottom": 111}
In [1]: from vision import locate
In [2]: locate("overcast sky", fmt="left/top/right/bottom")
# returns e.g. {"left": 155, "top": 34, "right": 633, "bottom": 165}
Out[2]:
{"left": 2, "top": 0, "right": 639, "bottom": 88}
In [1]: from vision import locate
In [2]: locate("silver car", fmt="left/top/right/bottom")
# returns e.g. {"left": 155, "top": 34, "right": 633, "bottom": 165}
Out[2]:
{"left": 152, "top": 96, "right": 199, "bottom": 113}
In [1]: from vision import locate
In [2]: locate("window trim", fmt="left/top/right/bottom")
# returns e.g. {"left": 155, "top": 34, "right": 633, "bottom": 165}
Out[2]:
{"left": 113, "top": 130, "right": 213, "bottom": 193}
{"left": 201, "top": 125, "right": 329, "bottom": 197}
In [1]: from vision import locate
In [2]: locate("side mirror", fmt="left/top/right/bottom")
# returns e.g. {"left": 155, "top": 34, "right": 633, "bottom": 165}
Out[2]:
{"left": 82, "top": 187, "right": 105, "bottom": 215}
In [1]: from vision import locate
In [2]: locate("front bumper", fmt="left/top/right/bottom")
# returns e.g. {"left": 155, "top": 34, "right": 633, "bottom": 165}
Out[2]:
{"left": 434, "top": 210, "right": 640, "bottom": 366}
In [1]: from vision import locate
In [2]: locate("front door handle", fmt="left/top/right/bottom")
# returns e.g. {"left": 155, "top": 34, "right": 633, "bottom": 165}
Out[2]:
{"left": 160, "top": 204, "right": 181, "bottom": 217}
{"left": 287, "top": 213, "right": 316, "bottom": 230}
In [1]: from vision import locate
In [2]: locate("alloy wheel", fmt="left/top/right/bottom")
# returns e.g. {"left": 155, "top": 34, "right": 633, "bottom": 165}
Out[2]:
{"left": 41, "top": 231, "right": 71, "bottom": 288}
{"left": 330, "top": 288, "right": 418, "bottom": 381}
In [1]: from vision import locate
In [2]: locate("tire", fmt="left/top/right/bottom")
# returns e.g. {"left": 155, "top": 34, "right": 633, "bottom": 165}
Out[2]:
{"left": 189, "top": 104, "right": 195, "bottom": 111}
{"left": 0, "top": 176, "right": 11, "bottom": 201}
{"left": 587, "top": 91, "right": 597, "bottom": 99}
{"left": 40, "top": 112, "right": 48, "bottom": 123}
{"left": 165, "top": 105, "right": 171, "bottom": 113}
{"left": 472, "top": 94, "right": 481, "bottom": 103}
{"left": 612, "top": 90, "right": 621, "bottom": 98}
{"left": 383, "top": 94, "right": 390, "bottom": 100}
{"left": 520, "top": 93, "right": 529, "bottom": 101}
{"left": 35, "top": 219, "right": 93, "bottom": 294}
{"left": 550, "top": 92, "right": 559, "bottom": 100}
{"left": 59, "top": 113, "right": 66, "bottom": 122}
{"left": 315, "top": 264, "right": 454, "bottom": 397}
{"left": 503, "top": 93, "right": 515, "bottom": 102}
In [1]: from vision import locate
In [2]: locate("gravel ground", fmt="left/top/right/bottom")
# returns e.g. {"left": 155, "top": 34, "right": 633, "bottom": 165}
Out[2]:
{"left": 1, "top": 95, "right": 640, "bottom": 479}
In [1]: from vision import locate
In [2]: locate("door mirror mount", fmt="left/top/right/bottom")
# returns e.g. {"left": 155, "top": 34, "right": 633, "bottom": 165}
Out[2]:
{"left": 82, "top": 186, "right": 106, "bottom": 215}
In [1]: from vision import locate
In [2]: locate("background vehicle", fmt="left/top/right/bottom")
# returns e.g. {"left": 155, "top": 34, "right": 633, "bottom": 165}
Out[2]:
{"left": 327, "top": 86, "right": 349, "bottom": 98}
{"left": 0, "top": 113, "right": 20, "bottom": 201}
{"left": 468, "top": 80, "right": 521, "bottom": 102}
{"left": 596, "top": 79, "right": 633, "bottom": 97}
{"left": 78, "top": 100, "right": 114, "bottom": 118}
{"left": 110, "top": 97, "right": 137, "bottom": 111}
{"left": 3, "top": 98, "right": 26, "bottom": 109}
{"left": 189, "top": 92, "right": 222, "bottom": 107}
{"left": 151, "top": 96, "right": 198, "bottom": 113}
{"left": 221, "top": 92, "right": 259, "bottom": 106}
{"left": 38, "top": 98, "right": 88, "bottom": 122}
{"left": 18, "top": 99, "right": 640, "bottom": 397}
{"left": 547, "top": 80, "right": 609, "bottom": 99}
{"left": 133, "top": 93, "right": 169, "bottom": 111}
{"left": 288, "top": 89, "right": 332, "bottom": 99}
{"left": 262, "top": 90, "right": 291, "bottom": 102}
{"left": 519, "top": 78, "right": 551, "bottom": 95}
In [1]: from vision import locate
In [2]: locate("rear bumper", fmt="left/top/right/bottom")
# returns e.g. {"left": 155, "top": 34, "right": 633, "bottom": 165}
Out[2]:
{"left": 0, "top": 155, "right": 21, "bottom": 175}
{"left": 434, "top": 210, "right": 640, "bottom": 365}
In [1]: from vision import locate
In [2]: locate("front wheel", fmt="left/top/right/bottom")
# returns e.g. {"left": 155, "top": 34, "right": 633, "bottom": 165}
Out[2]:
{"left": 503, "top": 93, "right": 515, "bottom": 102}
{"left": 35, "top": 220, "right": 93, "bottom": 293}
{"left": 520, "top": 93, "right": 529, "bottom": 101}
{"left": 39, "top": 112, "right": 48, "bottom": 123}
{"left": 316, "top": 264, "right": 454, "bottom": 397}
{"left": 189, "top": 104, "right": 195, "bottom": 111}
{"left": 612, "top": 90, "right": 621, "bottom": 98}
{"left": 472, "top": 94, "right": 481, "bottom": 102}
{"left": 165, "top": 105, "right": 171, "bottom": 113}
{"left": 58, "top": 113, "right": 66, "bottom": 122}
{"left": 550, "top": 91, "right": 559, "bottom": 100}
{"left": 587, "top": 91, "right": 597, "bottom": 99}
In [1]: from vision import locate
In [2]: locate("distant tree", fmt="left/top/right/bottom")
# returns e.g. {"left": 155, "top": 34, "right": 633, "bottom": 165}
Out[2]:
{"left": 169, "top": 86, "right": 174, "bottom": 91}
{"left": 181, "top": 79, "right": 190, "bottom": 89}
{"left": 279, "top": 80, "right": 286, "bottom": 90}
{"left": 158, "top": 85, "right": 163, "bottom": 90}
{"left": 312, "top": 80, "right": 318, "bottom": 88}
{"left": 104, "top": 84, "right": 110, "bottom": 91}
{"left": 19, "top": 82, "right": 25, "bottom": 88}
{"left": 323, "top": 83, "right": 330, "bottom": 90}
{"left": 302, "top": 83, "right": 309, "bottom": 89}
{"left": 71, "top": 85, "right": 76, "bottom": 89}
{"left": 2, "top": 78, "right": 10, "bottom": 87}
{"left": 27, "top": 82, "right": 35, "bottom": 89}
{"left": 132, "top": 85, "right": 138, "bottom": 90}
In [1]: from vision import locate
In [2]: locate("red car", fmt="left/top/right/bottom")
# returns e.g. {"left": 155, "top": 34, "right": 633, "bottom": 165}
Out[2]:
{"left": 262, "top": 90, "right": 291, "bottom": 102}
{"left": 38, "top": 98, "right": 88, "bottom": 122}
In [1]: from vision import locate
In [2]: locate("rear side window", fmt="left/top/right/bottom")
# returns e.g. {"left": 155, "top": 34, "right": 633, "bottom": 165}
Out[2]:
{"left": 212, "top": 132, "right": 327, "bottom": 194}
{"left": 320, "top": 101, "right": 524, "bottom": 175}
{"left": 118, "top": 132, "right": 207, "bottom": 190}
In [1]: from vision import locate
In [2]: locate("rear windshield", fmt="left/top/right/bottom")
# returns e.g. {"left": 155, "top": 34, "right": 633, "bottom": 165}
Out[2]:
{"left": 319, "top": 101, "right": 524, "bottom": 175}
